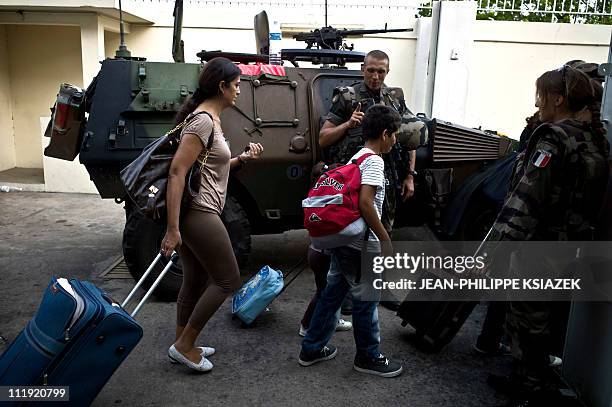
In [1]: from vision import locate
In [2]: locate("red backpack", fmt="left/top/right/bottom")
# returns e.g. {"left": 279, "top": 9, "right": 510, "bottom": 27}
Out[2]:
{"left": 302, "top": 153, "right": 373, "bottom": 249}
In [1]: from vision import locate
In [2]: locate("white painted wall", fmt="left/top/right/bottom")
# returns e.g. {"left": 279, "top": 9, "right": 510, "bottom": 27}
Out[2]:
{"left": 410, "top": 17, "right": 432, "bottom": 115}
{"left": 123, "top": 0, "right": 420, "bottom": 31}
{"left": 429, "top": 1, "right": 477, "bottom": 124}
{"left": 0, "top": 0, "right": 115, "bottom": 7}
{"left": 466, "top": 21, "right": 611, "bottom": 138}
{"left": 6, "top": 24, "right": 83, "bottom": 169}
{"left": 0, "top": 25, "right": 15, "bottom": 172}
{"left": 40, "top": 117, "right": 98, "bottom": 193}
{"left": 80, "top": 14, "right": 105, "bottom": 88}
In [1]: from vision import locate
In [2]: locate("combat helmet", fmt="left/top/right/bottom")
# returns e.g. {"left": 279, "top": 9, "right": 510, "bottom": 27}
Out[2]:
{"left": 398, "top": 112, "right": 429, "bottom": 150}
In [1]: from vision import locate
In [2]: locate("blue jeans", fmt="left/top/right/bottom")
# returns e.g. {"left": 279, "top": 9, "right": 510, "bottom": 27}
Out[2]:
{"left": 301, "top": 246, "right": 381, "bottom": 359}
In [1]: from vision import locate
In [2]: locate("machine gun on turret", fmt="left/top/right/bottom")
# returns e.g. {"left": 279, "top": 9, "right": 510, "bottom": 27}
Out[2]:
{"left": 196, "top": 9, "right": 412, "bottom": 67}
{"left": 282, "top": 24, "right": 412, "bottom": 67}
{"left": 293, "top": 25, "right": 411, "bottom": 51}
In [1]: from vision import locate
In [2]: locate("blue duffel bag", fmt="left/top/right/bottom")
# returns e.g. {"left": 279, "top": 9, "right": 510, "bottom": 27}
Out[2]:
{"left": 232, "top": 266, "right": 284, "bottom": 324}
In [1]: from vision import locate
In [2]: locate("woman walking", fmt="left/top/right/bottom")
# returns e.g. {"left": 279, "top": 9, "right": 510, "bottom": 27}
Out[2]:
{"left": 161, "top": 57, "right": 263, "bottom": 372}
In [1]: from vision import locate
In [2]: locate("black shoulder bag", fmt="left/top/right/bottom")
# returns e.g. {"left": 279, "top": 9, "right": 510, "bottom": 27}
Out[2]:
{"left": 120, "top": 111, "right": 214, "bottom": 222}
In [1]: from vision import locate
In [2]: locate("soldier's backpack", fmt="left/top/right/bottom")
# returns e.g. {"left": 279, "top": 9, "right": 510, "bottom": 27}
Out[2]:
{"left": 302, "top": 153, "right": 373, "bottom": 249}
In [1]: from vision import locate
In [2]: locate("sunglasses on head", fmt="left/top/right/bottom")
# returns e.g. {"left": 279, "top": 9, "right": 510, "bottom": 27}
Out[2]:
{"left": 557, "top": 64, "right": 570, "bottom": 97}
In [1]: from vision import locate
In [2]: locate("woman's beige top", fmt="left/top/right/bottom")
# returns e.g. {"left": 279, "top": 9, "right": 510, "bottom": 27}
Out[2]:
{"left": 181, "top": 112, "right": 231, "bottom": 215}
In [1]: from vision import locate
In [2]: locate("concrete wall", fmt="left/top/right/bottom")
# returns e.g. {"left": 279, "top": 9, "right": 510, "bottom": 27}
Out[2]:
{"left": 0, "top": 25, "right": 15, "bottom": 171}
{"left": 6, "top": 24, "right": 83, "bottom": 169}
{"left": 40, "top": 116, "right": 98, "bottom": 193}
{"left": 466, "top": 21, "right": 611, "bottom": 139}
{"left": 103, "top": 27, "right": 418, "bottom": 97}
{"left": 124, "top": 0, "right": 417, "bottom": 32}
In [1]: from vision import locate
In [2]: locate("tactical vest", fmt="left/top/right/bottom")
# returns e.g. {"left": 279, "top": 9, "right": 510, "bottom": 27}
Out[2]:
{"left": 325, "top": 83, "right": 406, "bottom": 165}
{"left": 324, "top": 82, "right": 408, "bottom": 232}
{"left": 522, "top": 121, "right": 609, "bottom": 240}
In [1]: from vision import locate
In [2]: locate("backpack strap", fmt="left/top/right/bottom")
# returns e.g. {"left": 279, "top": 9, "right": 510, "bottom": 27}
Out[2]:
{"left": 352, "top": 152, "right": 376, "bottom": 166}
{"left": 353, "top": 151, "right": 376, "bottom": 276}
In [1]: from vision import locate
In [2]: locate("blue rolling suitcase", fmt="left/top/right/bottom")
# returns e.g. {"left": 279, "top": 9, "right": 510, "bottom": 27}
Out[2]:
{"left": 0, "top": 253, "right": 175, "bottom": 406}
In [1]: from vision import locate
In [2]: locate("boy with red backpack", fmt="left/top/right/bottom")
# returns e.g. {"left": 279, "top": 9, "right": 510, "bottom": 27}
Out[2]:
{"left": 298, "top": 105, "right": 403, "bottom": 377}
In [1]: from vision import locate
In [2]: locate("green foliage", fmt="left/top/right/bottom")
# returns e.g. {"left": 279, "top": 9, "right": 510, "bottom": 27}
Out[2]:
{"left": 418, "top": 0, "right": 612, "bottom": 24}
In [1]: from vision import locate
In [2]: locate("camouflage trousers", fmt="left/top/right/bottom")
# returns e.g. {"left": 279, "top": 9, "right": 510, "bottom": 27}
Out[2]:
{"left": 506, "top": 300, "right": 554, "bottom": 394}
{"left": 505, "top": 251, "right": 568, "bottom": 394}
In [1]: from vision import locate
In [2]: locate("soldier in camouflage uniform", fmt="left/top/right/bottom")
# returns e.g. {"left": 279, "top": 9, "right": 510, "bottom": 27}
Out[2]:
{"left": 319, "top": 50, "right": 417, "bottom": 233}
{"left": 486, "top": 65, "right": 609, "bottom": 405}
{"left": 475, "top": 60, "right": 608, "bottom": 357}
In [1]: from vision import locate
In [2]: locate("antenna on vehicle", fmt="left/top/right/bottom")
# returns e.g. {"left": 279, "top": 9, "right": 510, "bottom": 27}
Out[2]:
{"left": 172, "top": 0, "right": 185, "bottom": 62}
{"left": 254, "top": 11, "right": 270, "bottom": 55}
{"left": 325, "top": 0, "right": 327, "bottom": 27}
{"left": 115, "top": 0, "right": 131, "bottom": 58}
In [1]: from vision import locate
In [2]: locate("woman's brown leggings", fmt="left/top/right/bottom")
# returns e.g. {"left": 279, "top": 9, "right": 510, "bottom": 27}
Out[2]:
{"left": 176, "top": 208, "right": 242, "bottom": 332}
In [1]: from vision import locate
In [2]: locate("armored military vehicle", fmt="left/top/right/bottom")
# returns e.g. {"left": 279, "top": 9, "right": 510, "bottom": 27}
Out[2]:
{"left": 44, "top": 4, "right": 513, "bottom": 299}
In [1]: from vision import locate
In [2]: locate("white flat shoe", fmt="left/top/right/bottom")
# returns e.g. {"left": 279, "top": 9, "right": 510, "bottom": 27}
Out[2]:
{"left": 168, "top": 345, "right": 213, "bottom": 372}
{"left": 169, "top": 346, "right": 215, "bottom": 363}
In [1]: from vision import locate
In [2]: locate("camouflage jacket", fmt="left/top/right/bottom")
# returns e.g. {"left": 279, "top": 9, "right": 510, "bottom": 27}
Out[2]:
{"left": 324, "top": 81, "right": 408, "bottom": 165}
{"left": 322, "top": 81, "right": 410, "bottom": 231}
{"left": 491, "top": 119, "right": 609, "bottom": 241}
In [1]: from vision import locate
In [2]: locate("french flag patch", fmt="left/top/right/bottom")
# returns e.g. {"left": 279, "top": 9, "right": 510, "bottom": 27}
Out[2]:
{"left": 532, "top": 149, "right": 552, "bottom": 168}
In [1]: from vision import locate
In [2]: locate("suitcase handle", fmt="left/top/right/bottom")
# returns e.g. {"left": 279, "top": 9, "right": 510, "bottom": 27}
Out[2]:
{"left": 102, "top": 292, "right": 121, "bottom": 307}
{"left": 121, "top": 251, "right": 178, "bottom": 318}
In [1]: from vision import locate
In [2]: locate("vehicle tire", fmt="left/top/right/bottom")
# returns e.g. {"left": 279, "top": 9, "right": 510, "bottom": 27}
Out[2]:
{"left": 220, "top": 195, "right": 252, "bottom": 269}
{"left": 456, "top": 195, "right": 500, "bottom": 241}
{"left": 122, "top": 206, "right": 183, "bottom": 301}
{"left": 122, "top": 196, "right": 251, "bottom": 301}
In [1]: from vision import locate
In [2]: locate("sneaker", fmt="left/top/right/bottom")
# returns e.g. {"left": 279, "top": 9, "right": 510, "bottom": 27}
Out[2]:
{"left": 474, "top": 342, "right": 512, "bottom": 356}
{"left": 298, "top": 345, "right": 338, "bottom": 366}
{"left": 353, "top": 353, "right": 403, "bottom": 378}
{"left": 298, "top": 319, "right": 353, "bottom": 337}
{"left": 549, "top": 355, "right": 562, "bottom": 367}
{"left": 336, "top": 318, "right": 352, "bottom": 331}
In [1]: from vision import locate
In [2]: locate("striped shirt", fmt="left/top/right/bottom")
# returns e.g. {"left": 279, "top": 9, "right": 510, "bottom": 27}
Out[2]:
{"left": 348, "top": 148, "right": 385, "bottom": 251}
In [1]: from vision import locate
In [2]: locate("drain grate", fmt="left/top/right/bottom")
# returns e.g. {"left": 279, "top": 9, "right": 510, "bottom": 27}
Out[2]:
{"left": 100, "top": 255, "right": 132, "bottom": 279}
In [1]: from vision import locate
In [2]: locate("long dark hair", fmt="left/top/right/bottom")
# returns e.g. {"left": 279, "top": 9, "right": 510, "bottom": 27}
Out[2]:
{"left": 174, "top": 57, "right": 241, "bottom": 124}
{"left": 536, "top": 66, "right": 608, "bottom": 156}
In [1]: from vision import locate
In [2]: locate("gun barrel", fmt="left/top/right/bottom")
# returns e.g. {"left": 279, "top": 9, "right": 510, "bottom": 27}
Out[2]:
{"left": 292, "top": 33, "right": 313, "bottom": 40}
{"left": 341, "top": 28, "right": 412, "bottom": 36}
